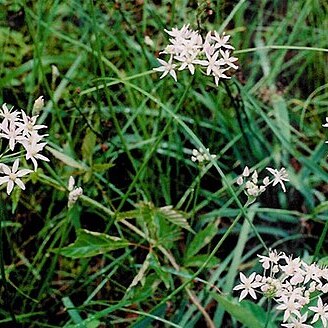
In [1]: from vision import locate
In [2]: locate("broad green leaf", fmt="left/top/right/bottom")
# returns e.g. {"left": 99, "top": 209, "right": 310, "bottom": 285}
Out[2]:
{"left": 211, "top": 293, "right": 277, "bottom": 328}
{"left": 184, "top": 221, "right": 218, "bottom": 259}
{"left": 82, "top": 128, "right": 97, "bottom": 165}
{"left": 58, "top": 229, "right": 130, "bottom": 258}
{"left": 46, "top": 146, "right": 87, "bottom": 171}
{"left": 155, "top": 206, "right": 193, "bottom": 233}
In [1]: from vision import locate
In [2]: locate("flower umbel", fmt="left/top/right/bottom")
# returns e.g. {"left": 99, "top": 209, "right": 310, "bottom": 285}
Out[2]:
{"left": 233, "top": 249, "right": 328, "bottom": 327}
{"left": 0, "top": 99, "right": 48, "bottom": 194}
{"left": 237, "top": 165, "right": 289, "bottom": 198}
{"left": 153, "top": 25, "right": 238, "bottom": 85}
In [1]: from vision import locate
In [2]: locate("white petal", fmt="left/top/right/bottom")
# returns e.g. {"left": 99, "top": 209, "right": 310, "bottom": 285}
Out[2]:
{"left": 15, "top": 178, "right": 26, "bottom": 190}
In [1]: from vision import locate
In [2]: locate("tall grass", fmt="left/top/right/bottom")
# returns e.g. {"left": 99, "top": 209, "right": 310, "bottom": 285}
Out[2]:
{"left": 0, "top": 0, "right": 327, "bottom": 326}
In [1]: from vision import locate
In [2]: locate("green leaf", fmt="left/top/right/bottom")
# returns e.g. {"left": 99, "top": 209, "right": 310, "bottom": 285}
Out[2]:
{"left": 184, "top": 221, "right": 218, "bottom": 259}
{"left": 127, "top": 253, "right": 151, "bottom": 292}
{"left": 58, "top": 229, "right": 130, "bottom": 258}
{"left": 82, "top": 128, "right": 97, "bottom": 165}
{"left": 272, "top": 94, "right": 291, "bottom": 144}
{"left": 183, "top": 254, "right": 219, "bottom": 268}
{"left": 92, "top": 163, "right": 114, "bottom": 172}
{"left": 155, "top": 206, "right": 193, "bottom": 233}
{"left": 211, "top": 293, "right": 276, "bottom": 328}
{"left": 318, "top": 256, "right": 328, "bottom": 266}
{"left": 46, "top": 146, "right": 87, "bottom": 171}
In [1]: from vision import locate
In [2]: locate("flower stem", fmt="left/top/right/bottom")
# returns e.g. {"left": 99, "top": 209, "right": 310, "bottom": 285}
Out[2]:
{"left": 264, "top": 298, "right": 272, "bottom": 328}
{"left": 0, "top": 197, "right": 17, "bottom": 324}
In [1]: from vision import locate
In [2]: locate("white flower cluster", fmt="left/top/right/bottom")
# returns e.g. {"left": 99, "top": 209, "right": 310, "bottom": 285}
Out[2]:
{"left": 153, "top": 24, "right": 238, "bottom": 85}
{"left": 67, "top": 176, "right": 83, "bottom": 208}
{"left": 191, "top": 148, "right": 216, "bottom": 163}
{"left": 237, "top": 166, "right": 289, "bottom": 197}
{"left": 0, "top": 100, "right": 49, "bottom": 195}
{"left": 234, "top": 249, "right": 328, "bottom": 327}
{"left": 323, "top": 117, "right": 328, "bottom": 143}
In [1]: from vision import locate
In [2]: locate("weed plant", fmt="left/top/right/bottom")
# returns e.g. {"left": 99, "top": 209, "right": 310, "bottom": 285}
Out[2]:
{"left": 0, "top": 0, "right": 327, "bottom": 327}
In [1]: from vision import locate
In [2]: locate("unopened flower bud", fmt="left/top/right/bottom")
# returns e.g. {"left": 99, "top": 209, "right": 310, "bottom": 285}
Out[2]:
{"left": 33, "top": 96, "right": 44, "bottom": 115}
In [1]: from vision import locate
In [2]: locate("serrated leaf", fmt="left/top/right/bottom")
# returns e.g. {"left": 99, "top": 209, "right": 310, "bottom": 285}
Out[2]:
{"left": 58, "top": 229, "right": 130, "bottom": 258}
{"left": 46, "top": 146, "right": 87, "bottom": 170}
{"left": 149, "top": 253, "right": 172, "bottom": 289}
{"left": 82, "top": 128, "right": 97, "bottom": 165}
{"left": 155, "top": 206, "right": 193, "bottom": 232}
{"left": 126, "top": 253, "right": 151, "bottom": 293}
{"left": 211, "top": 293, "right": 277, "bottom": 328}
{"left": 184, "top": 221, "right": 218, "bottom": 259}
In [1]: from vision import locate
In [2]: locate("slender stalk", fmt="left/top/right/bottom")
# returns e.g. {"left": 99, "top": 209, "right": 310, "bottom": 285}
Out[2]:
{"left": 314, "top": 219, "right": 328, "bottom": 262}
{"left": 264, "top": 298, "right": 272, "bottom": 328}
{"left": 0, "top": 197, "right": 17, "bottom": 324}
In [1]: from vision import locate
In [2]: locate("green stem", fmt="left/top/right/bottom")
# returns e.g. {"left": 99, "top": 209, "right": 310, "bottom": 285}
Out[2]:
{"left": 116, "top": 77, "right": 194, "bottom": 213}
{"left": 0, "top": 197, "right": 17, "bottom": 324}
{"left": 314, "top": 219, "right": 328, "bottom": 262}
{"left": 133, "top": 210, "right": 244, "bottom": 324}
{"left": 264, "top": 298, "right": 272, "bottom": 328}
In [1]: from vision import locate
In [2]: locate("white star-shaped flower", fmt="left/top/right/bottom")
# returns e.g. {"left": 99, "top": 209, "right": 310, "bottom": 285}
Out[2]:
{"left": 266, "top": 167, "right": 289, "bottom": 192}
{"left": 153, "top": 57, "right": 177, "bottom": 81}
{"left": 233, "top": 272, "right": 262, "bottom": 301}
{"left": 0, "top": 159, "right": 32, "bottom": 195}
{"left": 309, "top": 297, "right": 328, "bottom": 327}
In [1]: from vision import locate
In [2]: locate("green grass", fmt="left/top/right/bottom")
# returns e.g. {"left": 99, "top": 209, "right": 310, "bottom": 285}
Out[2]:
{"left": 0, "top": 0, "right": 327, "bottom": 327}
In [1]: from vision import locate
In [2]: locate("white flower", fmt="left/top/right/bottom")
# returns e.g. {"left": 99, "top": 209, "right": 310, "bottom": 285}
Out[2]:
{"left": 266, "top": 167, "right": 289, "bottom": 192}
{"left": 258, "top": 249, "right": 283, "bottom": 270}
{"left": 219, "top": 49, "right": 238, "bottom": 69}
{"left": 68, "top": 176, "right": 83, "bottom": 208}
{"left": 0, "top": 159, "right": 32, "bottom": 195}
{"left": 233, "top": 272, "right": 262, "bottom": 301}
{"left": 213, "top": 66, "right": 230, "bottom": 86}
{"left": 276, "top": 294, "right": 302, "bottom": 322}
{"left": 191, "top": 148, "right": 216, "bottom": 163}
{"left": 281, "top": 312, "right": 313, "bottom": 328}
{"left": 211, "top": 31, "right": 235, "bottom": 50}
{"left": 153, "top": 57, "right": 177, "bottom": 81}
{"left": 21, "top": 138, "right": 49, "bottom": 171}
{"left": 0, "top": 121, "right": 23, "bottom": 151}
{"left": 194, "top": 50, "right": 222, "bottom": 76}
{"left": 164, "top": 24, "right": 192, "bottom": 39}
{"left": 175, "top": 52, "right": 199, "bottom": 75}
{"left": 323, "top": 117, "right": 328, "bottom": 128}
{"left": 309, "top": 297, "right": 328, "bottom": 327}
{"left": 0, "top": 103, "right": 19, "bottom": 128}
{"left": 16, "top": 110, "right": 47, "bottom": 137}
{"left": 154, "top": 26, "right": 238, "bottom": 85}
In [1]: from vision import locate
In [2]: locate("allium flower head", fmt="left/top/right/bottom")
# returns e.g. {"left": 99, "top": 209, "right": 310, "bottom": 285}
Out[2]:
{"left": 154, "top": 25, "right": 238, "bottom": 85}
{"left": 237, "top": 165, "right": 289, "bottom": 198}
{"left": 191, "top": 148, "right": 216, "bottom": 164}
{"left": 233, "top": 249, "right": 328, "bottom": 327}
